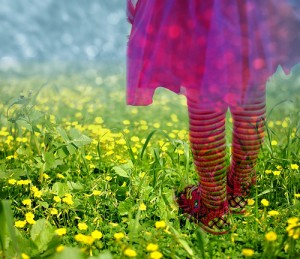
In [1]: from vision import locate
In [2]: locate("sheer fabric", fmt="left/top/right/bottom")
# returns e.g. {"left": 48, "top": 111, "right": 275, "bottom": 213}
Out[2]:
{"left": 126, "top": 0, "right": 300, "bottom": 108}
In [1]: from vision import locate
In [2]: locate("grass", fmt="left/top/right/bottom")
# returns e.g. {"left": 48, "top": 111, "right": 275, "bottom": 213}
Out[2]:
{"left": 0, "top": 64, "right": 299, "bottom": 258}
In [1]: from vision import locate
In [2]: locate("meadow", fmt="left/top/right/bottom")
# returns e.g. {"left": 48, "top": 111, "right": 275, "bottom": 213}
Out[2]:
{"left": 0, "top": 64, "right": 299, "bottom": 258}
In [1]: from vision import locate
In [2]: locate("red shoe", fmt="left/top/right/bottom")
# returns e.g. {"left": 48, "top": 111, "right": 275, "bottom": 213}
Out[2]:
{"left": 175, "top": 185, "right": 231, "bottom": 235}
{"left": 227, "top": 174, "right": 256, "bottom": 214}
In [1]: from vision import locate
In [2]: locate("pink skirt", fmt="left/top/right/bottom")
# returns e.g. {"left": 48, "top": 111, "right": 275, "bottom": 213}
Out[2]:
{"left": 126, "top": 0, "right": 300, "bottom": 108}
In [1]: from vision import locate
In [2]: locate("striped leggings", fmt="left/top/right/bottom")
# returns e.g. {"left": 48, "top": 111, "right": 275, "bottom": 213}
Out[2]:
{"left": 187, "top": 90, "right": 265, "bottom": 210}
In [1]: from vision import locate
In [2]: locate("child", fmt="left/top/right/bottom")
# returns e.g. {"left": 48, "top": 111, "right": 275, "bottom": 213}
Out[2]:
{"left": 126, "top": 0, "right": 300, "bottom": 234}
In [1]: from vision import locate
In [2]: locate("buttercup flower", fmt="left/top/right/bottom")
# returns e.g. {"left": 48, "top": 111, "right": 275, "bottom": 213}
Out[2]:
{"left": 247, "top": 199, "right": 255, "bottom": 206}
{"left": 21, "top": 253, "right": 30, "bottom": 259}
{"left": 291, "top": 164, "right": 299, "bottom": 170}
{"left": 55, "top": 228, "right": 67, "bottom": 236}
{"left": 268, "top": 210, "right": 279, "bottom": 216}
{"left": 92, "top": 190, "right": 101, "bottom": 196}
{"left": 25, "top": 212, "right": 36, "bottom": 225}
{"left": 139, "top": 203, "right": 147, "bottom": 211}
{"left": 91, "top": 230, "right": 103, "bottom": 239}
{"left": 155, "top": 221, "right": 166, "bottom": 229}
{"left": 50, "top": 208, "right": 58, "bottom": 215}
{"left": 8, "top": 179, "right": 16, "bottom": 185}
{"left": 53, "top": 196, "right": 61, "bottom": 203}
{"left": 78, "top": 222, "right": 88, "bottom": 230}
{"left": 114, "top": 232, "right": 125, "bottom": 241}
{"left": 15, "top": 220, "right": 27, "bottom": 228}
{"left": 261, "top": 199, "right": 269, "bottom": 207}
{"left": 56, "top": 245, "right": 65, "bottom": 252}
{"left": 242, "top": 248, "right": 254, "bottom": 257}
{"left": 150, "top": 251, "right": 163, "bottom": 259}
{"left": 271, "top": 140, "right": 278, "bottom": 146}
{"left": 62, "top": 194, "right": 74, "bottom": 205}
{"left": 124, "top": 248, "right": 137, "bottom": 257}
{"left": 146, "top": 243, "right": 159, "bottom": 252}
{"left": 75, "top": 234, "right": 95, "bottom": 245}
{"left": 22, "top": 199, "right": 31, "bottom": 206}
{"left": 265, "top": 231, "right": 277, "bottom": 241}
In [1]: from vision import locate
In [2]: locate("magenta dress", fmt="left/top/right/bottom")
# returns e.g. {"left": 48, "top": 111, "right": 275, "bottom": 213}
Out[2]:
{"left": 126, "top": 0, "right": 300, "bottom": 108}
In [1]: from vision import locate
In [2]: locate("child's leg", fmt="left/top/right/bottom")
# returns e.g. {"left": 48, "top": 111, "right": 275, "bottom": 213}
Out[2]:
{"left": 228, "top": 92, "right": 265, "bottom": 211}
{"left": 177, "top": 92, "right": 230, "bottom": 234}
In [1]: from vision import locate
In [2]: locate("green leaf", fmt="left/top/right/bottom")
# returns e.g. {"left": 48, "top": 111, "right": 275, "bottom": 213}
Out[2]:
{"left": 140, "top": 129, "right": 156, "bottom": 159}
{"left": 169, "top": 226, "right": 194, "bottom": 257}
{"left": 113, "top": 166, "right": 129, "bottom": 178}
{"left": 0, "top": 200, "right": 20, "bottom": 256}
{"left": 56, "top": 127, "right": 70, "bottom": 143}
{"left": 52, "top": 182, "right": 70, "bottom": 196}
{"left": 71, "top": 135, "right": 92, "bottom": 148}
{"left": 118, "top": 200, "right": 133, "bottom": 216}
{"left": 66, "top": 144, "right": 77, "bottom": 155}
{"left": 67, "top": 181, "right": 83, "bottom": 191}
{"left": 88, "top": 251, "right": 114, "bottom": 259}
{"left": 30, "top": 219, "right": 55, "bottom": 253}
{"left": 50, "top": 247, "right": 85, "bottom": 259}
{"left": 43, "top": 152, "right": 56, "bottom": 170}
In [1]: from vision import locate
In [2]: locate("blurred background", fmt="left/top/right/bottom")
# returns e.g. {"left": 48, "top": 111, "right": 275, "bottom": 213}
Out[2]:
{"left": 0, "top": 0, "right": 127, "bottom": 72}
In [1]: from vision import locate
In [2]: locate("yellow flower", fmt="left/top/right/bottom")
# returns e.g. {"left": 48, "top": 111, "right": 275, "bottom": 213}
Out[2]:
{"left": 242, "top": 248, "right": 254, "bottom": 257}
{"left": 92, "top": 190, "right": 101, "bottom": 196}
{"left": 114, "top": 232, "right": 125, "bottom": 241}
{"left": 153, "top": 123, "right": 160, "bottom": 129}
{"left": 176, "top": 149, "right": 184, "bottom": 155}
{"left": 105, "top": 176, "right": 112, "bottom": 181}
{"left": 264, "top": 170, "right": 272, "bottom": 174}
{"left": 50, "top": 208, "right": 58, "bottom": 215}
{"left": 276, "top": 165, "right": 283, "bottom": 170}
{"left": 131, "top": 136, "right": 140, "bottom": 142}
{"left": 15, "top": 220, "right": 27, "bottom": 228}
{"left": 291, "top": 164, "right": 299, "bottom": 170}
{"left": 17, "top": 180, "right": 31, "bottom": 185}
{"left": 55, "top": 228, "right": 67, "bottom": 236}
{"left": 265, "top": 231, "right": 277, "bottom": 241}
{"left": 146, "top": 243, "right": 159, "bottom": 252}
{"left": 261, "top": 199, "right": 269, "bottom": 207}
{"left": 247, "top": 199, "right": 255, "bottom": 206}
{"left": 282, "top": 121, "right": 288, "bottom": 128}
{"left": 53, "top": 196, "right": 61, "bottom": 203}
{"left": 56, "top": 245, "right": 65, "bottom": 252}
{"left": 273, "top": 170, "right": 281, "bottom": 176}
{"left": 78, "top": 222, "right": 88, "bottom": 231}
{"left": 85, "top": 155, "right": 92, "bottom": 161}
{"left": 62, "top": 194, "right": 73, "bottom": 205}
{"left": 91, "top": 230, "right": 103, "bottom": 239}
{"left": 155, "top": 221, "right": 166, "bottom": 229}
{"left": 31, "top": 186, "right": 39, "bottom": 192}
{"left": 75, "top": 234, "right": 95, "bottom": 245}
{"left": 8, "top": 179, "right": 17, "bottom": 185}
{"left": 123, "top": 120, "right": 130, "bottom": 125}
{"left": 150, "top": 251, "right": 163, "bottom": 259}
{"left": 124, "top": 248, "right": 137, "bottom": 257}
{"left": 22, "top": 199, "right": 31, "bottom": 206}
{"left": 56, "top": 173, "right": 65, "bottom": 179}
{"left": 287, "top": 217, "right": 299, "bottom": 225}
{"left": 271, "top": 140, "right": 278, "bottom": 146}
{"left": 43, "top": 173, "right": 50, "bottom": 179}
{"left": 25, "top": 212, "right": 36, "bottom": 225}
{"left": 294, "top": 194, "right": 300, "bottom": 198}
{"left": 268, "top": 210, "right": 279, "bottom": 216}
{"left": 21, "top": 253, "right": 30, "bottom": 259}
{"left": 109, "top": 222, "right": 119, "bottom": 227}
{"left": 34, "top": 190, "right": 43, "bottom": 198}
{"left": 139, "top": 203, "right": 147, "bottom": 211}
